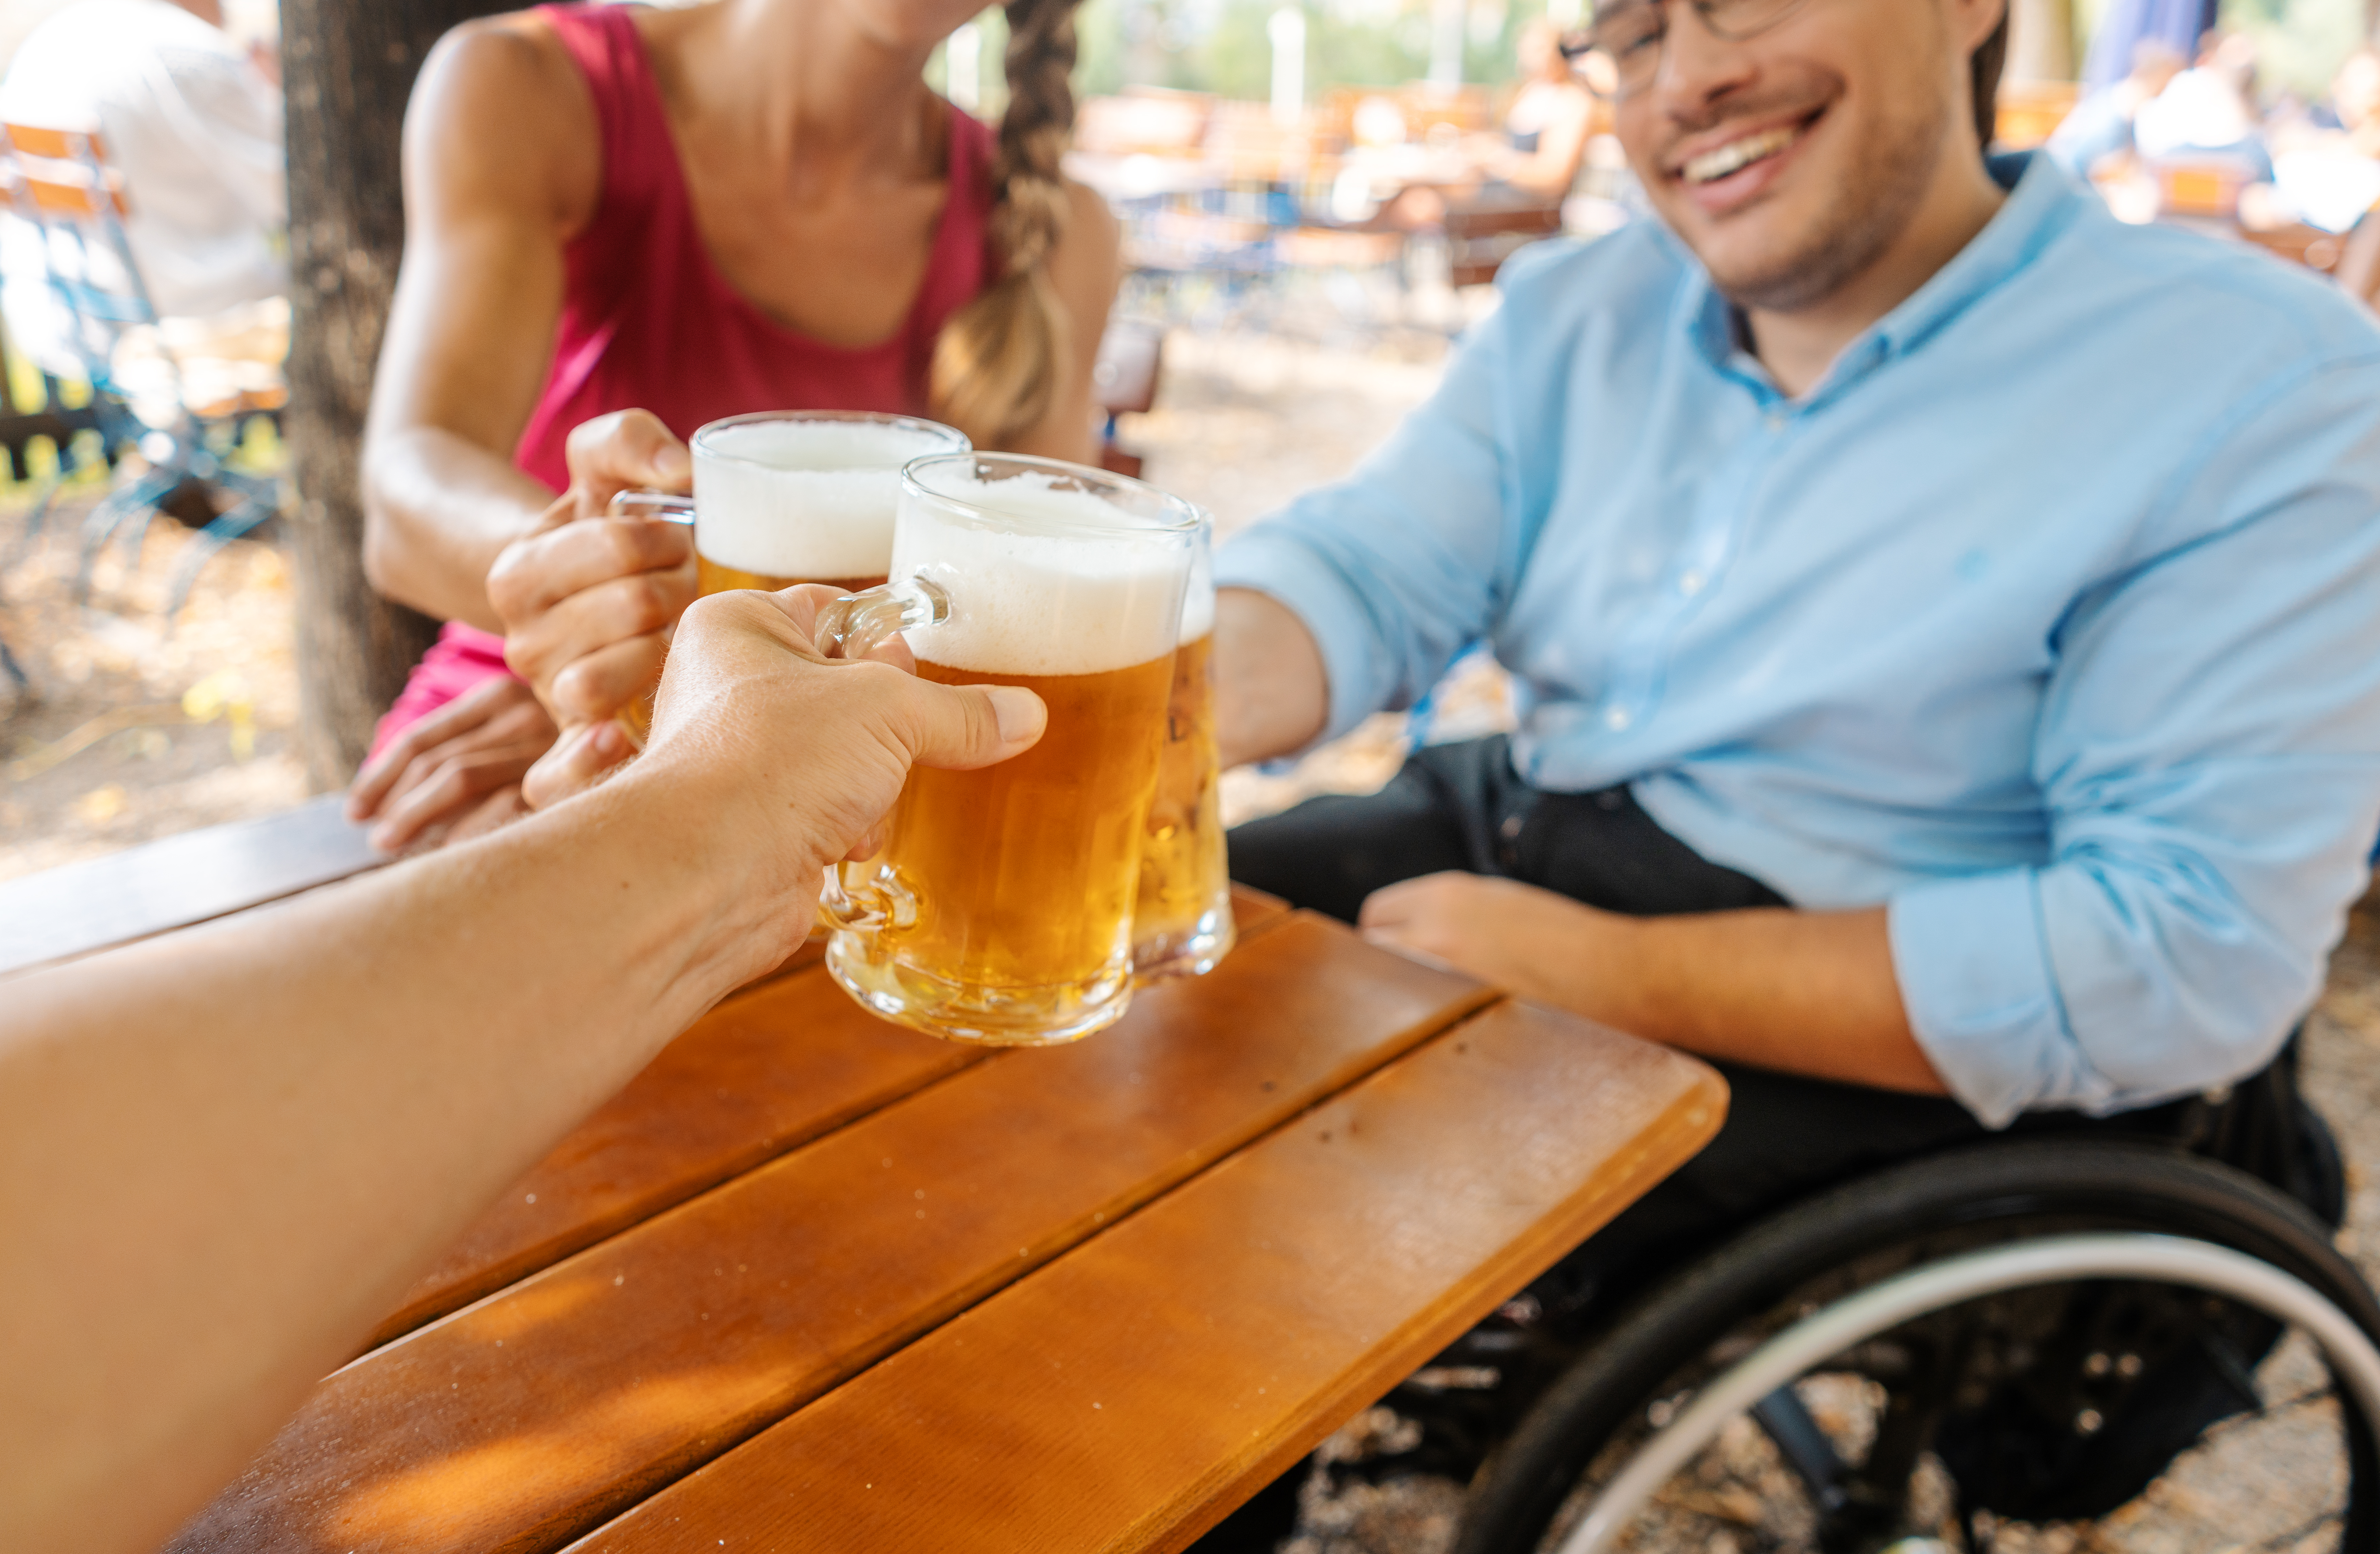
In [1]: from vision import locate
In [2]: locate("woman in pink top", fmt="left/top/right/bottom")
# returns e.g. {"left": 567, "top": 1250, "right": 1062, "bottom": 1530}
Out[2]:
{"left": 346, "top": 0, "right": 1117, "bottom": 850}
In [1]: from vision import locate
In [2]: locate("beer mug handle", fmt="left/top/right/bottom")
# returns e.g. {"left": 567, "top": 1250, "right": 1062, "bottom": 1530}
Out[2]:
{"left": 606, "top": 490, "right": 696, "bottom": 524}
{"left": 812, "top": 578, "right": 951, "bottom": 934}
{"left": 585, "top": 492, "right": 696, "bottom": 752}
{"left": 813, "top": 577, "right": 951, "bottom": 662}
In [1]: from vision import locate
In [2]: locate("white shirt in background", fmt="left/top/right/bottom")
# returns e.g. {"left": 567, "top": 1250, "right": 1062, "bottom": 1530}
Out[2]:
{"left": 0, "top": 0, "right": 283, "bottom": 378}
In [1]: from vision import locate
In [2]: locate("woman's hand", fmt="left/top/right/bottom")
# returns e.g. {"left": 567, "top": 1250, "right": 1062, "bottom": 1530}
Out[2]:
{"left": 487, "top": 409, "right": 698, "bottom": 732}
{"left": 346, "top": 676, "right": 559, "bottom": 853}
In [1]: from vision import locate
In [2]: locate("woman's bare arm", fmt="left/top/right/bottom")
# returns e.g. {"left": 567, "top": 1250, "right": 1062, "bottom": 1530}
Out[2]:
{"left": 1498, "top": 86, "right": 1596, "bottom": 199}
{"left": 360, "top": 17, "right": 600, "bottom": 628}
{"left": 0, "top": 589, "right": 1046, "bottom": 1554}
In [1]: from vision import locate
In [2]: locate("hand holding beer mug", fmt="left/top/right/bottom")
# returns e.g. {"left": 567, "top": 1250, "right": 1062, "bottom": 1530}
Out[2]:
{"left": 818, "top": 455, "right": 1201, "bottom": 1045}
{"left": 1132, "top": 522, "right": 1236, "bottom": 978}
{"left": 597, "top": 411, "right": 972, "bottom": 751}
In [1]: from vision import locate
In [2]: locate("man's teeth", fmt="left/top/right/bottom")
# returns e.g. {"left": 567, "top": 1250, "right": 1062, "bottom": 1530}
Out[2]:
{"left": 1683, "top": 125, "right": 1800, "bottom": 185}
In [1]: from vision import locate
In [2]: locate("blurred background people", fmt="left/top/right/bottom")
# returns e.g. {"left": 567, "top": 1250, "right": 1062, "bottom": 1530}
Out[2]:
{"left": 2047, "top": 39, "right": 2183, "bottom": 175}
{"left": 0, "top": 0, "right": 286, "bottom": 425}
{"left": 1346, "top": 21, "right": 1597, "bottom": 231}
{"left": 2270, "top": 47, "right": 2380, "bottom": 234}
{"left": 2079, "top": 0, "right": 2212, "bottom": 91}
{"left": 2133, "top": 31, "right": 2272, "bottom": 178}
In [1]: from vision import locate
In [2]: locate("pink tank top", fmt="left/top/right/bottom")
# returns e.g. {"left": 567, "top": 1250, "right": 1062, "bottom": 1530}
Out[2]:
{"left": 373, "top": 1, "right": 997, "bottom": 756}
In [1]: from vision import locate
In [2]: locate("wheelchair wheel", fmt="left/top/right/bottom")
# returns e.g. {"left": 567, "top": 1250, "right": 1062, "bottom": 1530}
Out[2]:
{"left": 1456, "top": 1140, "right": 2380, "bottom": 1554}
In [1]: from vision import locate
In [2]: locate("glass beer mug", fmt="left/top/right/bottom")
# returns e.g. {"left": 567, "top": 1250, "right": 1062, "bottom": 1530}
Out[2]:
{"left": 817, "top": 454, "right": 1202, "bottom": 1045}
{"left": 1130, "top": 520, "right": 1236, "bottom": 978}
{"left": 607, "top": 410, "right": 971, "bottom": 746}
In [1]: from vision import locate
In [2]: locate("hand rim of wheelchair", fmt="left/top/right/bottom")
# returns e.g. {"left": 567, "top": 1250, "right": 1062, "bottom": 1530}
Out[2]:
{"left": 1454, "top": 1138, "right": 2380, "bottom": 1554}
{"left": 1553, "top": 1230, "right": 2380, "bottom": 1554}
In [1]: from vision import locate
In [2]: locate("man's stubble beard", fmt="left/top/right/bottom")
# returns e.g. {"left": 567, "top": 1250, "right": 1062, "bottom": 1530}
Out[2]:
{"left": 1703, "top": 88, "right": 1953, "bottom": 314}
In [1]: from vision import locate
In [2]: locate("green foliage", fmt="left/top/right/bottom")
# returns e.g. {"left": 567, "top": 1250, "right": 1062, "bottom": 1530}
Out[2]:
{"left": 2220, "top": 0, "right": 2366, "bottom": 100}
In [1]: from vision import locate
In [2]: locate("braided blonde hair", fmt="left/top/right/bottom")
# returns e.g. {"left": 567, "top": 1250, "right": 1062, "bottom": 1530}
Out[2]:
{"left": 931, "top": 0, "right": 1083, "bottom": 449}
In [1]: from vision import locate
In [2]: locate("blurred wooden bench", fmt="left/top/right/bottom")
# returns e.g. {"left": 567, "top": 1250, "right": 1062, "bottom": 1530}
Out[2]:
{"left": 1446, "top": 199, "right": 1566, "bottom": 288}
{"left": 0, "top": 793, "right": 385, "bottom": 977}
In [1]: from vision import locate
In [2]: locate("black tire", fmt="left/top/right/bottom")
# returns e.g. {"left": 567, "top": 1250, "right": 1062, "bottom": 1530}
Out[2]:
{"left": 1456, "top": 1139, "right": 2380, "bottom": 1554}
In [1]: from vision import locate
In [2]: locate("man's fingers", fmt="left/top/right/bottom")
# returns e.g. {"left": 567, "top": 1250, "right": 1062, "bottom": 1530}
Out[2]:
{"left": 522, "top": 719, "right": 635, "bottom": 810}
{"left": 1360, "top": 926, "right": 1459, "bottom": 974}
{"left": 892, "top": 673, "right": 1047, "bottom": 772}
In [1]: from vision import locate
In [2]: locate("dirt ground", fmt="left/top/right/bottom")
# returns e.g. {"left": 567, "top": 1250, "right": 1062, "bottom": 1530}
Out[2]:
{"left": 5, "top": 326, "right": 2380, "bottom": 1550}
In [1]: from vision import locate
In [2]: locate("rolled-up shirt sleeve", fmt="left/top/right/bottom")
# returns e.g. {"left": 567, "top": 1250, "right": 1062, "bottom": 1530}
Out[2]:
{"left": 1891, "top": 355, "right": 2380, "bottom": 1126}
{"left": 1214, "top": 297, "right": 1520, "bottom": 746}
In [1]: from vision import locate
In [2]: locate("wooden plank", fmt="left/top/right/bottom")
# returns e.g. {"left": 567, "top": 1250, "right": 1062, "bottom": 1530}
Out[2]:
{"left": 0, "top": 793, "right": 384, "bottom": 978}
{"left": 168, "top": 910, "right": 1474, "bottom": 1554}
{"left": 366, "top": 886, "right": 1294, "bottom": 1346}
{"left": 570, "top": 1002, "right": 1727, "bottom": 1554}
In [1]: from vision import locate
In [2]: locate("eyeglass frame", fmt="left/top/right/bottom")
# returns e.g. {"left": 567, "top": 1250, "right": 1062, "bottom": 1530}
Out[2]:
{"left": 1561, "top": 0, "right": 1818, "bottom": 101}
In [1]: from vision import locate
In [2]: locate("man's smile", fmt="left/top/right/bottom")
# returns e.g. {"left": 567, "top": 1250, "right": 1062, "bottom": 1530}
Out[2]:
{"left": 1681, "top": 121, "right": 1806, "bottom": 184}
{"left": 1658, "top": 104, "right": 1830, "bottom": 215}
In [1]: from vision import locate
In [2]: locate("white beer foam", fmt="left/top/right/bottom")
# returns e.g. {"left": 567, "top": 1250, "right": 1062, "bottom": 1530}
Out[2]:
{"left": 1178, "top": 538, "right": 1214, "bottom": 646}
{"left": 694, "top": 420, "right": 958, "bottom": 581}
{"left": 896, "top": 477, "right": 1192, "bottom": 678}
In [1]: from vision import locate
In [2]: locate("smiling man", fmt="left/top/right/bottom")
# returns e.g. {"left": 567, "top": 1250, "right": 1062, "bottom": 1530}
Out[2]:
{"left": 1202, "top": 0, "right": 2380, "bottom": 1424}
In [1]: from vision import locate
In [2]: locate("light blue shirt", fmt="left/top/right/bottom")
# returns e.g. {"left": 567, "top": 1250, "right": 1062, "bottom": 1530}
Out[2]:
{"left": 1216, "top": 154, "right": 2380, "bottom": 1127}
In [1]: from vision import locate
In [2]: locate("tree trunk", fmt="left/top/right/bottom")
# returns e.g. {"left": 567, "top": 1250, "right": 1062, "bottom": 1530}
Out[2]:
{"left": 281, "top": 0, "right": 510, "bottom": 789}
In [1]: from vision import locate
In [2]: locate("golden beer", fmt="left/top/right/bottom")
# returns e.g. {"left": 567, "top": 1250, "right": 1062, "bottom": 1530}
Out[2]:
{"left": 883, "top": 653, "right": 1173, "bottom": 989}
{"left": 824, "top": 454, "right": 1201, "bottom": 1045}
{"left": 1132, "top": 629, "right": 1236, "bottom": 976}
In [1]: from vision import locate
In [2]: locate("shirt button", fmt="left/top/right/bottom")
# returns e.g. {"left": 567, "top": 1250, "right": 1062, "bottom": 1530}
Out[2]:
{"left": 1604, "top": 707, "right": 1632, "bottom": 731}
{"left": 1765, "top": 409, "right": 1787, "bottom": 430}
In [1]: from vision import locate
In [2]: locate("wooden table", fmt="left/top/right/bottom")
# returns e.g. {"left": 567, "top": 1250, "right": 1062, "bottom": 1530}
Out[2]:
{"left": 116, "top": 878, "right": 1722, "bottom": 1553}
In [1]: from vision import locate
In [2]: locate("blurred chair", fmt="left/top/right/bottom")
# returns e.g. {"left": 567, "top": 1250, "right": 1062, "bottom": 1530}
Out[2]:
{"left": 2239, "top": 220, "right": 2348, "bottom": 278}
{"left": 1993, "top": 80, "right": 2079, "bottom": 150}
{"left": 1092, "top": 315, "right": 1163, "bottom": 481}
{"left": 0, "top": 119, "right": 281, "bottom": 618}
{"left": 2148, "top": 152, "right": 2262, "bottom": 221}
{"left": 1444, "top": 199, "right": 1565, "bottom": 288}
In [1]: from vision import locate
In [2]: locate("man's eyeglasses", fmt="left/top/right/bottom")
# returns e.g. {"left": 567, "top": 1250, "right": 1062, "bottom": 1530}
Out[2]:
{"left": 1559, "top": 0, "right": 1815, "bottom": 100}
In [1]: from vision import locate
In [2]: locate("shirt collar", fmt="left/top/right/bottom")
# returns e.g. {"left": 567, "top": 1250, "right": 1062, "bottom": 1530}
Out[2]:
{"left": 1678, "top": 151, "right": 2088, "bottom": 406}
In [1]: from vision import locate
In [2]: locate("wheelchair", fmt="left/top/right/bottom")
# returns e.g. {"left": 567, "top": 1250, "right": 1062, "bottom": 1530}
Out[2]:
{"left": 1449, "top": 1046, "right": 2380, "bottom": 1554}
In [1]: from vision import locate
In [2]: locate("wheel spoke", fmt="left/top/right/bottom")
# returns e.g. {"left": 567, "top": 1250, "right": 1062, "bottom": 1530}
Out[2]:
{"left": 1752, "top": 1385, "right": 1850, "bottom": 1515}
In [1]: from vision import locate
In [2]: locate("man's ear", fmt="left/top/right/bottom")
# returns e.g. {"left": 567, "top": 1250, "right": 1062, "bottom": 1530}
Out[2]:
{"left": 1953, "top": 0, "right": 2007, "bottom": 54}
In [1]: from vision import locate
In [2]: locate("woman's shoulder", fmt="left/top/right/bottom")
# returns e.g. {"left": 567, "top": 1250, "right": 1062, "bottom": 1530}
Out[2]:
{"left": 410, "top": 11, "right": 604, "bottom": 233}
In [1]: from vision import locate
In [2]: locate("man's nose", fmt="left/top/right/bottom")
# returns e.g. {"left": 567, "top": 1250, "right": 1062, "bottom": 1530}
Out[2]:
{"left": 1646, "top": 5, "right": 1762, "bottom": 122}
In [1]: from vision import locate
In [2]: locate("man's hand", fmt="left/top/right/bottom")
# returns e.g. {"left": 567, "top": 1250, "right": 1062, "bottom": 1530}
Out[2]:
{"left": 346, "top": 676, "right": 559, "bottom": 853}
{"left": 1359, "top": 871, "right": 1947, "bottom": 1095}
{"left": 488, "top": 410, "right": 698, "bottom": 733}
{"left": 1361, "top": 872, "right": 1637, "bottom": 1009}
